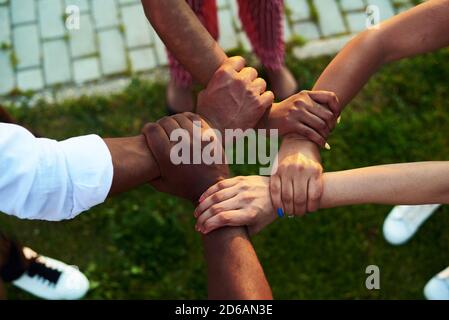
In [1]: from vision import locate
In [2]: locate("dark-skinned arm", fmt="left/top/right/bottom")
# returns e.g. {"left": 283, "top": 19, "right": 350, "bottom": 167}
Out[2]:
{"left": 141, "top": 0, "right": 227, "bottom": 85}
{"left": 142, "top": 0, "right": 273, "bottom": 299}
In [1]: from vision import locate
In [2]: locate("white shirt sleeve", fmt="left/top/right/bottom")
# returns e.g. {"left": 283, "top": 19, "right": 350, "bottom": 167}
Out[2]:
{"left": 0, "top": 124, "right": 113, "bottom": 221}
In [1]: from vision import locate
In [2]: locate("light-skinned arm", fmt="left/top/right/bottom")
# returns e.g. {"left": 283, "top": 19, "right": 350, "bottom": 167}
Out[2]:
{"left": 195, "top": 161, "right": 449, "bottom": 235}
{"left": 272, "top": 0, "right": 449, "bottom": 217}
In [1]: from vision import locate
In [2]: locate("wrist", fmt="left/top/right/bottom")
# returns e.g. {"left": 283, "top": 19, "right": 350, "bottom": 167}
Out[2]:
{"left": 105, "top": 134, "right": 160, "bottom": 195}
{"left": 256, "top": 103, "right": 276, "bottom": 131}
{"left": 281, "top": 135, "right": 321, "bottom": 163}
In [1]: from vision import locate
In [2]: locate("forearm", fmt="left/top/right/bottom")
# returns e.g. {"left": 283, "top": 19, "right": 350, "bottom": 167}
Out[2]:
{"left": 312, "top": 30, "right": 384, "bottom": 109}
{"left": 141, "top": 0, "right": 227, "bottom": 85}
{"left": 105, "top": 135, "right": 160, "bottom": 196}
{"left": 279, "top": 134, "right": 322, "bottom": 162}
{"left": 313, "top": 0, "right": 449, "bottom": 110}
{"left": 320, "top": 162, "right": 449, "bottom": 208}
{"left": 203, "top": 227, "right": 273, "bottom": 300}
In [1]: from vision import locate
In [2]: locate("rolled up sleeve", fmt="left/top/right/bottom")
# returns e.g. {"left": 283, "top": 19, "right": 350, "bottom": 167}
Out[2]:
{"left": 0, "top": 124, "right": 113, "bottom": 221}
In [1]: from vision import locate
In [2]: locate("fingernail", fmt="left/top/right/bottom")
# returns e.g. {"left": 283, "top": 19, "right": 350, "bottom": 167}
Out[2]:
{"left": 325, "top": 143, "right": 331, "bottom": 150}
{"left": 277, "top": 208, "right": 285, "bottom": 218}
{"left": 337, "top": 116, "right": 341, "bottom": 124}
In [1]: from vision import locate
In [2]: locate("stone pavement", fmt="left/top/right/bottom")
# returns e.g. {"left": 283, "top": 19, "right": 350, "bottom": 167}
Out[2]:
{"left": 0, "top": 0, "right": 418, "bottom": 99}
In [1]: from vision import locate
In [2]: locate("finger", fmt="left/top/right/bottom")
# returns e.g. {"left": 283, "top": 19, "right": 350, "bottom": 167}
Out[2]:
{"left": 293, "top": 178, "right": 307, "bottom": 217}
{"left": 202, "top": 210, "right": 249, "bottom": 234}
{"left": 199, "top": 177, "right": 240, "bottom": 202}
{"left": 221, "top": 56, "right": 246, "bottom": 73}
{"left": 141, "top": 122, "right": 171, "bottom": 162}
{"left": 259, "top": 91, "right": 275, "bottom": 110}
{"left": 299, "top": 109, "right": 330, "bottom": 139}
{"left": 194, "top": 184, "right": 240, "bottom": 218}
{"left": 171, "top": 113, "right": 195, "bottom": 133}
{"left": 270, "top": 175, "right": 284, "bottom": 215}
{"left": 239, "top": 67, "right": 258, "bottom": 82}
{"left": 281, "top": 179, "right": 294, "bottom": 216}
{"left": 307, "top": 175, "right": 323, "bottom": 213}
{"left": 250, "top": 77, "right": 267, "bottom": 94}
{"left": 157, "top": 116, "right": 181, "bottom": 138}
{"left": 196, "top": 196, "right": 241, "bottom": 232}
{"left": 307, "top": 91, "right": 340, "bottom": 115}
{"left": 306, "top": 101, "right": 336, "bottom": 131}
{"left": 293, "top": 123, "right": 326, "bottom": 148}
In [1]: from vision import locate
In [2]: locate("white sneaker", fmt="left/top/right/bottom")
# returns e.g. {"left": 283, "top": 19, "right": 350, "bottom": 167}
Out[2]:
{"left": 12, "top": 252, "right": 89, "bottom": 300}
{"left": 382, "top": 204, "right": 441, "bottom": 245}
{"left": 424, "top": 267, "right": 449, "bottom": 300}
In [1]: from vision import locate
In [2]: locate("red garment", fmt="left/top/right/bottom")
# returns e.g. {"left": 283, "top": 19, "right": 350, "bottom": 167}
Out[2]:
{"left": 167, "top": 0, "right": 285, "bottom": 87}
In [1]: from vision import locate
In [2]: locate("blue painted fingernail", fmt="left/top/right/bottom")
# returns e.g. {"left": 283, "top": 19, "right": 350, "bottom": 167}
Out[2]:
{"left": 277, "top": 208, "right": 285, "bottom": 218}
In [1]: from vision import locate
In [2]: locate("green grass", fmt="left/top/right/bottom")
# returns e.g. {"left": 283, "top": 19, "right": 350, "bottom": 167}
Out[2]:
{"left": 2, "top": 48, "right": 449, "bottom": 299}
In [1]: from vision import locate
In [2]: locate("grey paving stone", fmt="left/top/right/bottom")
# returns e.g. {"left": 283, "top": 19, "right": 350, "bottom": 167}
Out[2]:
{"left": 38, "top": 0, "right": 67, "bottom": 39}
{"left": 13, "top": 24, "right": 40, "bottom": 69}
{"left": 283, "top": 17, "right": 292, "bottom": 42}
{"left": 73, "top": 57, "right": 100, "bottom": 84}
{"left": 293, "top": 21, "right": 321, "bottom": 41}
{"left": 0, "top": 51, "right": 15, "bottom": 94}
{"left": 129, "top": 47, "right": 157, "bottom": 72}
{"left": 346, "top": 12, "right": 367, "bottom": 33}
{"left": 218, "top": 9, "right": 239, "bottom": 50}
{"left": 285, "top": 0, "right": 310, "bottom": 21}
{"left": 43, "top": 40, "right": 72, "bottom": 85}
{"left": 121, "top": 4, "right": 153, "bottom": 48}
{"left": 239, "top": 32, "right": 251, "bottom": 51}
{"left": 340, "top": 0, "right": 365, "bottom": 11}
{"left": 228, "top": 0, "right": 242, "bottom": 31}
{"left": 314, "top": 0, "right": 347, "bottom": 36}
{"left": 396, "top": 3, "right": 414, "bottom": 13}
{"left": 0, "top": 6, "right": 11, "bottom": 46}
{"left": 64, "top": 0, "right": 89, "bottom": 13}
{"left": 17, "top": 68, "right": 44, "bottom": 91}
{"left": 293, "top": 34, "right": 354, "bottom": 59}
{"left": 217, "top": 0, "right": 229, "bottom": 10}
{"left": 11, "top": 0, "right": 36, "bottom": 24}
{"left": 69, "top": 14, "right": 96, "bottom": 58}
{"left": 366, "top": 0, "right": 395, "bottom": 21}
{"left": 98, "top": 29, "right": 127, "bottom": 75}
{"left": 0, "top": 0, "right": 418, "bottom": 98}
{"left": 153, "top": 33, "right": 168, "bottom": 66}
{"left": 118, "top": 0, "right": 139, "bottom": 4}
{"left": 92, "top": 0, "right": 119, "bottom": 29}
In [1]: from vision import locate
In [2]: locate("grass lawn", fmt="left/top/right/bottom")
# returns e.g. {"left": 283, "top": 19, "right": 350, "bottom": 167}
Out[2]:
{"left": 2, "top": 48, "right": 449, "bottom": 299}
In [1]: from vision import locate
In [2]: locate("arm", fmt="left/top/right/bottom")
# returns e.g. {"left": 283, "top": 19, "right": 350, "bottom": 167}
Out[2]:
{"left": 320, "top": 162, "right": 449, "bottom": 208}
{"left": 142, "top": 113, "right": 273, "bottom": 300}
{"left": 195, "top": 162, "right": 449, "bottom": 234}
{"left": 105, "top": 135, "right": 159, "bottom": 196}
{"left": 203, "top": 227, "right": 272, "bottom": 299}
{"left": 314, "top": 0, "right": 449, "bottom": 110}
{"left": 272, "top": 0, "right": 449, "bottom": 215}
{"left": 0, "top": 123, "right": 160, "bottom": 220}
{"left": 141, "top": 0, "right": 227, "bottom": 85}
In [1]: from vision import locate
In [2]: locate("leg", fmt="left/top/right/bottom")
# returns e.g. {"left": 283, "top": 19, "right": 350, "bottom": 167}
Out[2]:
{"left": 203, "top": 227, "right": 272, "bottom": 299}
{"left": 238, "top": 0, "right": 297, "bottom": 100}
{"left": 0, "top": 232, "right": 30, "bottom": 300}
{"left": 166, "top": 0, "right": 219, "bottom": 113}
{"left": 0, "top": 233, "right": 30, "bottom": 283}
